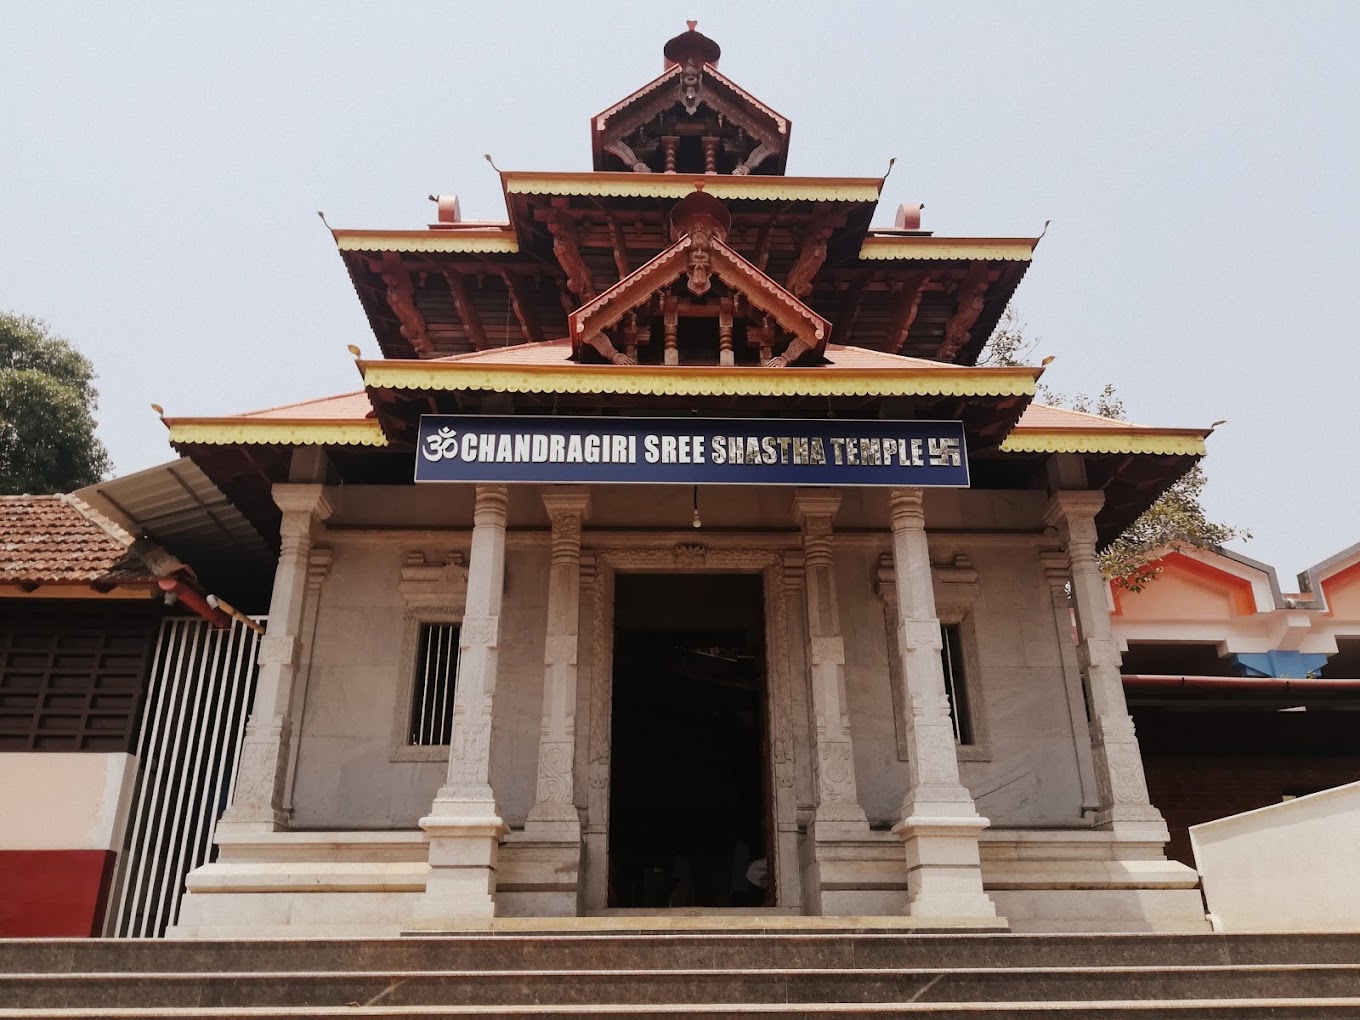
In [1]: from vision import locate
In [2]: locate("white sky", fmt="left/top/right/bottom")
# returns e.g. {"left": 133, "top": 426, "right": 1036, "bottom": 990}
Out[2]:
{"left": 3, "top": 2, "right": 1357, "bottom": 581}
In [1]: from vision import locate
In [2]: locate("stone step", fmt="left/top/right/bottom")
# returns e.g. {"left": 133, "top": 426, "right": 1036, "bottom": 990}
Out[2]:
{"left": 4, "top": 1000, "right": 1360, "bottom": 1018}
{"left": 4, "top": 964, "right": 1360, "bottom": 1010}
{"left": 6, "top": 932, "right": 1360, "bottom": 975}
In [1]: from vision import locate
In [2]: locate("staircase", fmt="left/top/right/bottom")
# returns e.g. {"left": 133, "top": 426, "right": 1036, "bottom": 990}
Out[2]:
{"left": 4, "top": 929, "right": 1360, "bottom": 1017}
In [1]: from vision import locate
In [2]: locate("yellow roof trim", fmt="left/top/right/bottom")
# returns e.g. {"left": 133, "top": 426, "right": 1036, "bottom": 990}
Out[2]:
{"left": 166, "top": 420, "right": 389, "bottom": 448}
{"left": 334, "top": 230, "right": 520, "bottom": 255}
{"left": 859, "top": 237, "right": 1038, "bottom": 262}
{"left": 503, "top": 171, "right": 882, "bottom": 203}
{"left": 362, "top": 362, "right": 1036, "bottom": 399}
{"left": 1000, "top": 430, "right": 1207, "bottom": 456}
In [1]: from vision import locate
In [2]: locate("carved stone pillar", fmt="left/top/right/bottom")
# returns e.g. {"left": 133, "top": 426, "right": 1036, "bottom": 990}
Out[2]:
{"left": 281, "top": 544, "right": 333, "bottom": 816}
{"left": 217, "top": 484, "right": 331, "bottom": 835}
{"left": 887, "top": 488, "right": 996, "bottom": 919}
{"left": 525, "top": 489, "right": 591, "bottom": 840}
{"left": 414, "top": 485, "right": 511, "bottom": 924}
{"left": 791, "top": 490, "right": 869, "bottom": 839}
{"left": 1039, "top": 547, "right": 1101, "bottom": 819}
{"left": 1044, "top": 491, "right": 1166, "bottom": 835}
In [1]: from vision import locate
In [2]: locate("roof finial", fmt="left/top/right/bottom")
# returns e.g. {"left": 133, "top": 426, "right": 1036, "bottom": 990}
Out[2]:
{"left": 686, "top": 19, "right": 697, "bottom": 31}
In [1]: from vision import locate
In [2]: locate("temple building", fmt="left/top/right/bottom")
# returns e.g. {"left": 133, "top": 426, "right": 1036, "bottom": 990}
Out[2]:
{"left": 130, "top": 26, "right": 1227, "bottom": 934}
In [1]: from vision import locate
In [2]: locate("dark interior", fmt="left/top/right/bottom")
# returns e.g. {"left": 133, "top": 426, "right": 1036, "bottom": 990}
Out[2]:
{"left": 608, "top": 573, "right": 770, "bottom": 908}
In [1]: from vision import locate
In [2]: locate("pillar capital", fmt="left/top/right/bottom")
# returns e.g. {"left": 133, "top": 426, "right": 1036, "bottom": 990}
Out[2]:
{"left": 888, "top": 487, "right": 927, "bottom": 532}
{"left": 272, "top": 483, "right": 333, "bottom": 522}
{"left": 473, "top": 484, "right": 510, "bottom": 527}
{"left": 541, "top": 487, "right": 592, "bottom": 521}
{"left": 791, "top": 488, "right": 841, "bottom": 525}
{"left": 1043, "top": 489, "right": 1105, "bottom": 531}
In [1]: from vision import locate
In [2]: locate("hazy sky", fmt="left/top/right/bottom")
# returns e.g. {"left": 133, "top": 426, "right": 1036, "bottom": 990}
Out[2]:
{"left": 4, "top": 3, "right": 1357, "bottom": 581}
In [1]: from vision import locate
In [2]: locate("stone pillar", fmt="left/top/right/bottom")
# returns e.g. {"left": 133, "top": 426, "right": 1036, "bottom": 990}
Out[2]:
{"left": 281, "top": 544, "right": 333, "bottom": 817}
{"left": 217, "top": 484, "right": 331, "bottom": 835}
{"left": 525, "top": 489, "right": 591, "bottom": 840}
{"left": 887, "top": 488, "right": 996, "bottom": 919}
{"left": 1044, "top": 491, "right": 1166, "bottom": 834}
{"left": 415, "top": 485, "right": 511, "bottom": 923}
{"left": 791, "top": 490, "right": 869, "bottom": 838}
{"left": 1039, "top": 546, "right": 1101, "bottom": 819}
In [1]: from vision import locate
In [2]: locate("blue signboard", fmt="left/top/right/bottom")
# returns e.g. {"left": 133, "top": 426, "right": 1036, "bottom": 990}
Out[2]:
{"left": 414, "top": 415, "right": 969, "bottom": 488}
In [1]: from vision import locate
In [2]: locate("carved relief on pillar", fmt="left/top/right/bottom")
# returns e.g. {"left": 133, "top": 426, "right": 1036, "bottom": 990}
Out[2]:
{"left": 529, "top": 490, "right": 591, "bottom": 832}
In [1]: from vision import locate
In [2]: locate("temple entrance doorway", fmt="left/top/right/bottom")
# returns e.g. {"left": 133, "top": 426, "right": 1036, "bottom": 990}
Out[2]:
{"left": 608, "top": 573, "right": 771, "bottom": 909}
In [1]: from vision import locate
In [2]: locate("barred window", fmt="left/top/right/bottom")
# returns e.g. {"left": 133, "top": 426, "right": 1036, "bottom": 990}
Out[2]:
{"left": 940, "top": 622, "right": 972, "bottom": 745}
{"left": 408, "top": 622, "right": 460, "bottom": 746}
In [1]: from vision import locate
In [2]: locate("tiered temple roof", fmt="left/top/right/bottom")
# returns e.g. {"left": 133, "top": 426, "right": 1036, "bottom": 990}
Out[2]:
{"left": 161, "top": 23, "right": 1212, "bottom": 549}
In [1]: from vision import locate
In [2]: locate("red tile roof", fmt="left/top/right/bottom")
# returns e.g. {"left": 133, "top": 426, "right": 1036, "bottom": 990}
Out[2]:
{"left": 237, "top": 391, "right": 378, "bottom": 420}
{"left": 1015, "top": 403, "right": 1146, "bottom": 431}
{"left": 0, "top": 495, "right": 159, "bottom": 586}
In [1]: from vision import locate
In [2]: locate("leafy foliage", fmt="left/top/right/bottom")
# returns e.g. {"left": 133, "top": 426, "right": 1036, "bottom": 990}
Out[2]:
{"left": 0, "top": 312, "right": 112, "bottom": 493}
{"left": 982, "top": 305, "right": 1248, "bottom": 589}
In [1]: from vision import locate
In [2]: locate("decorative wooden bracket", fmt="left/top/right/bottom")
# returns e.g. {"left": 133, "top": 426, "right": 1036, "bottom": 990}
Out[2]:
{"left": 830, "top": 273, "right": 870, "bottom": 344}
{"left": 940, "top": 261, "right": 998, "bottom": 361}
{"left": 886, "top": 272, "right": 930, "bottom": 354}
{"left": 604, "top": 139, "right": 650, "bottom": 173}
{"left": 500, "top": 271, "right": 543, "bottom": 344}
{"left": 441, "top": 269, "right": 488, "bottom": 350}
{"left": 546, "top": 210, "right": 597, "bottom": 303}
{"left": 368, "top": 252, "right": 433, "bottom": 356}
{"left": 785, "top": 213, "right": 837, "bottom": 298}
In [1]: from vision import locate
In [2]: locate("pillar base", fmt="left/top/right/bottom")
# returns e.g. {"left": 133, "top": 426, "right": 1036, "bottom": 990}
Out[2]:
{"left": 894, "top": 812, "right": 997, "bottom": 919}
{"left": 809, "top": 805, "right": 872, "bottom": 842}
{"left": 413, "top": 811, "right": 509, "bottom": 924}
{"left": 214, "top": 809, "right": 289, "bottom": 837}
{"left": 524, "top": 803, "right": 583, "bottom": 843}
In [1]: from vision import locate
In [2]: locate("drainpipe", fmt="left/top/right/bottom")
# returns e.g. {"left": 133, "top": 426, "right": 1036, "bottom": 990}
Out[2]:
{"left": 1124, "top": 674, "right": 1360, "bottom": 694}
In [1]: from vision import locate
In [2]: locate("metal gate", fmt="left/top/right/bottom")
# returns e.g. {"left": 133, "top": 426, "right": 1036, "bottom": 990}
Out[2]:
{"left": 110, "top": 616, "right": 263, "bottom": 937}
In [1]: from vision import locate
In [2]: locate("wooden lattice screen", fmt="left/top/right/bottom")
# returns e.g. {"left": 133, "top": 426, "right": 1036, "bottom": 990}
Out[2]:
{"left": 0, "top": 601, "right": 160, "bottom": 752}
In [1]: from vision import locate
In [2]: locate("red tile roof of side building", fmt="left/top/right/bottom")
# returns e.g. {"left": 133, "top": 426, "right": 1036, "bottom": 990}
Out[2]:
{"left": 0, "top": 494, "right": 159, "bottom": 586}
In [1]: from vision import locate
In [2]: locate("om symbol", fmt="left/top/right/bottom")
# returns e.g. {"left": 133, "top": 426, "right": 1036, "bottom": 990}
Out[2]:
{"left": 422, "top": 427, "right": 459, "bottom": 462}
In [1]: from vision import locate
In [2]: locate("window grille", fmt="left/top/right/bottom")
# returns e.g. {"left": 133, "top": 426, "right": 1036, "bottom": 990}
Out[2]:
{"left": 409, "top": 622, "right": 460, "bottom": 745}
{"left": 940, "top": 622, "right": 972, "bottom": 744}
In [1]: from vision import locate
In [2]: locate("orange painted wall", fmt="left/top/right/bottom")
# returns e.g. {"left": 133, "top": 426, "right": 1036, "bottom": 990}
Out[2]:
{"left": 1114, "top": 553, "right": 1256, "bottom": 621}
{"left": 1322, "top": 561, "right": 1360, "bottom": 620}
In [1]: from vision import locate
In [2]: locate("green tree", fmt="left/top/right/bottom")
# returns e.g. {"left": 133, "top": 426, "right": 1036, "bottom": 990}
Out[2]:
{"left": 0, "top": 312, "right": 112, "bottom": 493}
{"left": 982, "top": 307, "right": 1248, "bottom": 590}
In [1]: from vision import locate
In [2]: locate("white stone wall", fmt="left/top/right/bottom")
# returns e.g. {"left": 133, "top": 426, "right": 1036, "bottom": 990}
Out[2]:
{"left": 289, "top": 484, "right": 1085, "bottom": 833}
